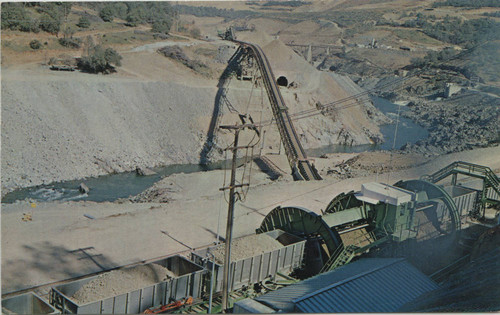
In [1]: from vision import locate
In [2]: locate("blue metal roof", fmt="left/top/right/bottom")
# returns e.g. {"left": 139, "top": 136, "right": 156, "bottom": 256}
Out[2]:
{"left": 255, "top": 258, "right": 438, "bottom": 313}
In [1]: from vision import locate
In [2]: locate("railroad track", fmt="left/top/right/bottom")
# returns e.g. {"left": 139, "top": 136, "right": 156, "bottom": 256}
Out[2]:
{"left": 234, "top": 38, "right": 321, "bottom": 181}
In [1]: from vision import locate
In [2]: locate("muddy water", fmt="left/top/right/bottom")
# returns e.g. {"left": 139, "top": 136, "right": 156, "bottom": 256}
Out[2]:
{"left": 306, "top": 96, "right": 428, "bottom": 156}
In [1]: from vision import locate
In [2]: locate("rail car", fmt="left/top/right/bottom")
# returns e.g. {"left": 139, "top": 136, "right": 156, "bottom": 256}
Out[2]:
{"left": 2, "top": 161, "right": 498, "bottom": 314}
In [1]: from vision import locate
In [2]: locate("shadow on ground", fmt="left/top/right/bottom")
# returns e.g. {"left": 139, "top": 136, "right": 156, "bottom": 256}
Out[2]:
{"left": 199, "top": 47, "right": 244, "bottom": 166}
{"left": 2, "top": 242, "right": 115, "bottom": 294}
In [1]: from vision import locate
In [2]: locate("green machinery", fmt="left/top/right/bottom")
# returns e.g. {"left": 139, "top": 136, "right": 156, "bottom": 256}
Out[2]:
{"left": 422, "top": 161, "right": 500, "bottom": 218}
{"left": 256, "top": 179, "right": 461, "bottom": 274}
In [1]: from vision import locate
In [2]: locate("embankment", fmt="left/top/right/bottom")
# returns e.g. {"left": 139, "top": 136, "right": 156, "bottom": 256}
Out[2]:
{"left": 1, "top": 71, "right": 217, "bottom": 194}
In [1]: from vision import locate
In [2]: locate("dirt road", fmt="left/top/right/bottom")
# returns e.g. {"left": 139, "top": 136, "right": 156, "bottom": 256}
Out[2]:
{"left": 2, "top": 145, "right": 498, "bottom": 293}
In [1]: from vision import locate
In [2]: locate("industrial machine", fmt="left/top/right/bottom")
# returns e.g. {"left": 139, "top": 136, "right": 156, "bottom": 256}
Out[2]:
{"left": 257, "top": 179, "right": 462, "bottom": 274}
{"left": 6, "top": 162, "right": 498, "bottom": 314}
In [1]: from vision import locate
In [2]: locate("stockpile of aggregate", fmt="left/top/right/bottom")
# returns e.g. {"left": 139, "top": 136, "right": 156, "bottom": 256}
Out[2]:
{"left": 71, "top": 264, "right": 176, "bottom": 304}
{"left": 211, "top": 234, "right": 284, "bottom": 264}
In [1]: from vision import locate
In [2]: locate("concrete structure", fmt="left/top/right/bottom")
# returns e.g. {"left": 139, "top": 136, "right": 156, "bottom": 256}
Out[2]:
{"left": 2, "top": 293, "right": 59, "bottom": 315}
{"left": 445, "top": 83, "right": 462, "bottom": 98}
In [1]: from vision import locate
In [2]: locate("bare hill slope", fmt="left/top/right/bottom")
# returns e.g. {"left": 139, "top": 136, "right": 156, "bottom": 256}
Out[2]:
{"left": 1, "top": 36, "right": 388, "bottom": 193}
{"left": 1, "top": 70, "right": 216, "bottom": 193}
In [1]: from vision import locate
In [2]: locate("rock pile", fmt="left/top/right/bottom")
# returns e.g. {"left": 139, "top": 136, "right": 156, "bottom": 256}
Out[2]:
{"left": 72, "top": 264, "right": 176, "bottom": 304}
{"left": 401, "top": 93, "right": 499, "bottom": 155}
{"left": 210, "top": 234, "right": 284, "bottom": 264}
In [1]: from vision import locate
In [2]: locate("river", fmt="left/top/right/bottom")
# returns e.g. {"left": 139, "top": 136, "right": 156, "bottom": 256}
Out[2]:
{"left": 306, "top": 96, "right": 428, "bottom": 156}
{"left": 2, "top": 97, "right": 428, "bottom": 204}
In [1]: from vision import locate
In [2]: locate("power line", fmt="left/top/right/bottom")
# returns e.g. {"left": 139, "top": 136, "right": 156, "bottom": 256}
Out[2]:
{"left": 249, "top": 41, "right": 492, "bottom": 129}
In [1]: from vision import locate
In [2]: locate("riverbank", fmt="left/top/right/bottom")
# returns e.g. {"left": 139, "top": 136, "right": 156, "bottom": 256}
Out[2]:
{"left": 0, "top": 67, "right": 218, "bottom": 195}
{"left": 1, "top": 35, "right": 389, "bottom": 195}
{"left": 2, "top": 145, "right": 498, "bottom": 293}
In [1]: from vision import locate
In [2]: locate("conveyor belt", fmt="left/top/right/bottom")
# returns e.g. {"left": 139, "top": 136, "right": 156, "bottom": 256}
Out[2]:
{"left": 235, "top": 39, "right": 321, "bottom": 180}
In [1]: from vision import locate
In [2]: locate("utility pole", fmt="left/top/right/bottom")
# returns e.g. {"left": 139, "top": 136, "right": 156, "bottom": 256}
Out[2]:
{"left": 219, "top": 123, "right": 258, "bottom": 312}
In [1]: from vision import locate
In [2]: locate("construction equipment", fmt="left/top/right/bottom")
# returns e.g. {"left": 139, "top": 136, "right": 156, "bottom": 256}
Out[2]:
{"left": 144, "top": 297, "right": 193, "bottom": 314}
{"left": 218, "top": 27, "right": 236, "bottom": 41}
{"left": 422, "top": 161, "right": 500, "bottom": 218}
{"left": 219, "top": 27, "right": 320, "bottom": 181}
{"left": 257, "top": 179, "right": 461, "bottom": 274}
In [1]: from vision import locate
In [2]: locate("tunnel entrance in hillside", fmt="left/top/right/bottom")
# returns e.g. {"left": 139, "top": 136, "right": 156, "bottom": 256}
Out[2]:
{"left": 277, "top": 76, "right": 288, "bottom": 87}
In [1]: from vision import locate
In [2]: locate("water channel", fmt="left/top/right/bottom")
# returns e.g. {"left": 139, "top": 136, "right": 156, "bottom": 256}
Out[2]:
{"left": 2, "top": 97, "right": 428, "bottom": 204}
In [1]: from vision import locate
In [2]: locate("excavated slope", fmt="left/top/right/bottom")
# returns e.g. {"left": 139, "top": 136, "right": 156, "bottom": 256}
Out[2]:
{"left": 1, "top": 37, "right": 387, "bottom": 193}
{"left": 1, "top": 72, "right": 216, "bottom": 193}
{"left": 218, "top": 37, "right": 387, "bottom": 150}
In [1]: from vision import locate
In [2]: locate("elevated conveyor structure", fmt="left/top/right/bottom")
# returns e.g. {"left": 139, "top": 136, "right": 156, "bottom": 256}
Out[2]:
{"left": 231, "top": 35, "right": 321, "bottom": 181}
{"left": 422, "top": 161, "right": 500, "bottom": 217}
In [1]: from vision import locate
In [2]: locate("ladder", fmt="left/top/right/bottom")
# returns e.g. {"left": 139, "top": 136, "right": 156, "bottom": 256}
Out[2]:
{"left": 320, "top": 244, "right": 359, "bottom": 273}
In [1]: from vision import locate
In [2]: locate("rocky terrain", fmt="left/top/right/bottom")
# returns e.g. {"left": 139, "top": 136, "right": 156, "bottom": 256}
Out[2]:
{"left": 1, "top": 70, "right": 217, "bottom": 194}
{"left": 211, "top": 234, "right": 284, "bottom": 264}
{"left": 71, "top": 264, "right": 175, "bottom": 304}
{"left": 4, "top": 0, "right": 499, "bottom": 196}
{"left": 1, "top": 34, "right": 389, "bottom": 195}
{"left": 401, "top": 93, "right": 500, "bottom": 155}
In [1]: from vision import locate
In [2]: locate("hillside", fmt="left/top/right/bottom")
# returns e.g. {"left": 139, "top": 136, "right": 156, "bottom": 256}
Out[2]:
{"left": 1, "top": 68, "right": 217, "bottom": 192}
{"left": 1, "top": 2, "right": 391, "bottom": 193}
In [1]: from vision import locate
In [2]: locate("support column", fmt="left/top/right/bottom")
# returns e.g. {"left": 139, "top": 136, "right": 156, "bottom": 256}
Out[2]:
{"left": 307, "top": 44, "right": 312, "bottom": 63}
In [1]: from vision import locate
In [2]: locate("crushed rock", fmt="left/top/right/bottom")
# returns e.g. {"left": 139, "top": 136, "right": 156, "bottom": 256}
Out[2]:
{"left": 71, "top": 264, "right": 176, "bottom": 304}
{"left": 211, "top": 234, "right": 284, "bottom": 264}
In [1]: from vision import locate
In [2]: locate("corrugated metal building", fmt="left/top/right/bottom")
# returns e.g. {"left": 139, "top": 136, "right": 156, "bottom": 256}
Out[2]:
{"left": 255, "top": 258, "right": 438, "bottom": 313}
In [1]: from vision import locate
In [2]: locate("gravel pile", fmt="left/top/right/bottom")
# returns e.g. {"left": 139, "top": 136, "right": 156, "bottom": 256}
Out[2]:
{"left": 211, "top": 234, "right": 284, "bottom": 264}
{"left": 71, "top": 264, "right": 176, "bottom": 304}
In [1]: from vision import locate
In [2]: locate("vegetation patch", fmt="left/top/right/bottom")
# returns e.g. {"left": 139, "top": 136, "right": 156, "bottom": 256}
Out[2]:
{"left": 483, "top": 11, "right": 500, "bottom": 18}
{"left": 194, "top": 47, "right": 218, "bottom": 58}
{"left": 409, "top": 41, "right": 500, "bottom": 84}
{"left": 433, "top": 0, "right": 500, "bottom": 8}
{"left": 249, "top": 1, "right": 311, "bottom": 7}
{"left": 1, "top": 2, "right": 175, "bottom": 37}
{"left": 158, "top": 45, "right": 210, "bottom": 76}
{"left": 78, "top": 43, "right": 122, "bottom": 74}
{"left": 176, "top": 5, "right": 259, "bottom": 21}
{"left": 29, "top": 39, "right": 42, "bottom": 50}
{"left": 391, "top": 29, "right": 443, "bottom": 46}
{"left": 76, "top": 16, "right": 91, "bottom": 28}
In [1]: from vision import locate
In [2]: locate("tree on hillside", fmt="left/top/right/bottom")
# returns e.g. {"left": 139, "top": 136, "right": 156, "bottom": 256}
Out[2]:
{"left": 36, "top": 3, "right": 64, "bottom": 21}
{"left": 78, "top": 44, "right": 122, "bottom": 74}
{"left": 1, "top": 3, "right": 29, "bottom": 30}
{"left": 59, "top": 26, "right": 81, "bottom": 48}
{"left": 40, "top": 13, "right": 61, "bottom": 35}
{"left": 2, "top": 2, "right": 71, "bottom": 34}
{"left": 125, "top": 6, "right": 145, "bottom": 27}
{"left": 77, "top": 16, "right": 90, "bottom": 28}
{"left": 99, "top": 6, "right": 114, "bottom": 22}
{"left": 104, "top": 48, "right": 122, "bottom": 67}
{"left": 19, "top": 17, "right": 40, "bottom": 33}
{"left": 29, "top": 39, "right": 42, "bottom": 50}
{"left": 152, "top": 18, "right": 172, "bottom": 34}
